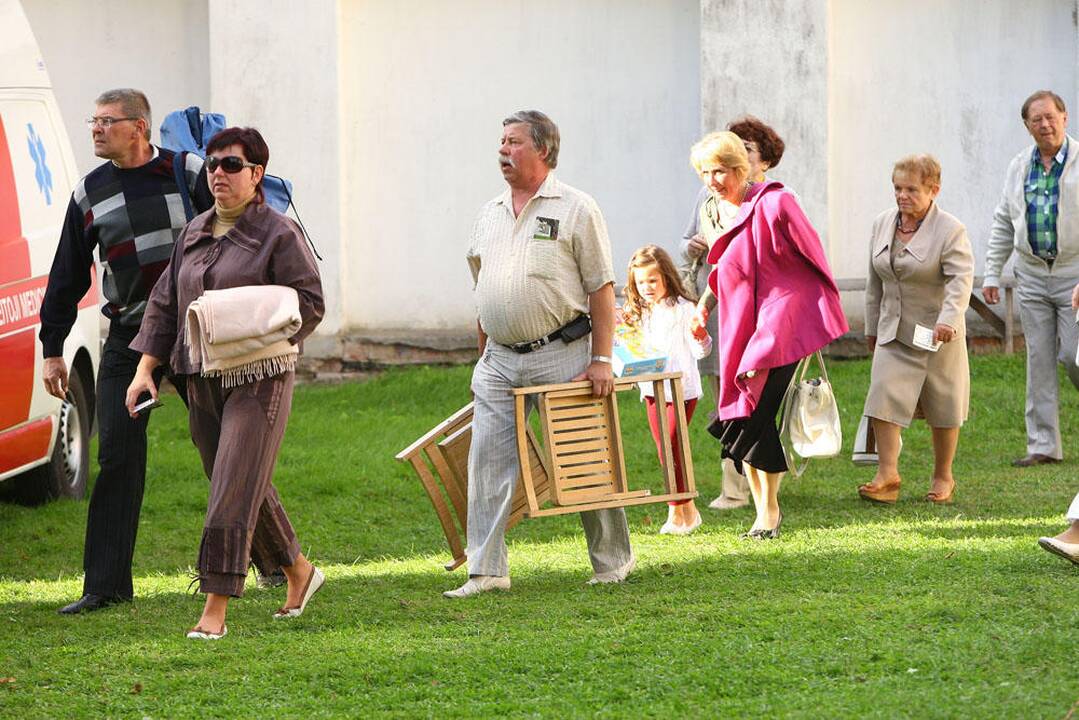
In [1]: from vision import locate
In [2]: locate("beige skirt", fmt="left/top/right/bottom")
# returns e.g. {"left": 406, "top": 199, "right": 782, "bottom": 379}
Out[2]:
{"left": 863, "top": 337, "right": 969, "bottom": 428}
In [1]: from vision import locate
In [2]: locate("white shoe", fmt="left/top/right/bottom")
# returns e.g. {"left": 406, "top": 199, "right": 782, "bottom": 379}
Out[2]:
{"left": 668, "top": 510, "right": 703, "bottom": 536}
{"left": 442, "top": 575, "right": 511, "bottom": 598}
{"left": 186, "top": 624, "right": 227, "bottom": 640}
{"left": 708, "top": 495, "right": 750, "bottom": 510}
{"left": 1038, "top": 537, "right": 1079, "bottom": 565}
{"left": 273, "top": 566, "right": 325, "bottom": 619}
{"left": 587, "top": 556, "right": 636, "bottom": 585}
{"left": 660, "top": 507, "right": 702, "bottom": 535}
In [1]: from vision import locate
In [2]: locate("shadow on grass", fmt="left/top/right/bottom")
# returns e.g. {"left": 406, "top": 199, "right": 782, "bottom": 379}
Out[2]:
{"left": 4, "top": 523, "right": 1074, "bottom": 618}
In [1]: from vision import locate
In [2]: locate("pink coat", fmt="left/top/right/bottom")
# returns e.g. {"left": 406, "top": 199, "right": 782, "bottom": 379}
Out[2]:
{"left": 707, "top": 181, "right": 848, "bottom": 420}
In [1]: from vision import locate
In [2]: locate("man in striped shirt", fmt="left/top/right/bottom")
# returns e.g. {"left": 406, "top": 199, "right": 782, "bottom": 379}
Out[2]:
{"left": 445, "top": 111, "right": 635, "bottom": 598}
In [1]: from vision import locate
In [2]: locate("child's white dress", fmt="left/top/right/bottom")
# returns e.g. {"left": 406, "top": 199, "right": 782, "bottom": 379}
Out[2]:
{"left": 638, "top": 297, "right": 712, "bottom": 401}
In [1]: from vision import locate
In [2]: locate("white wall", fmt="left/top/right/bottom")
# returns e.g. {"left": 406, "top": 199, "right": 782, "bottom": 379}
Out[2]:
{"left": 22, "top": 0, "right": 210, "bottom": 176}
{"left": 701, "top": 0, "right": 829, "bottom": 237}
{"left": 338, "top": 0, "right": 701, "bottom": 332}
{"left": 33, "top": 0, "right": 1070, "bottom": 352}
{"left": 207, "top": 0, "right": 342, "bottom": 337}
{"left": 828, "top": 0, "right": 1078, "bottom": 281}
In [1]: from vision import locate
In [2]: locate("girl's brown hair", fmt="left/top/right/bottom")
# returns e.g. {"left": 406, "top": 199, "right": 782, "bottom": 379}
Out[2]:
{"left": 622, "top": 245, "right": 692, "bottom": 328}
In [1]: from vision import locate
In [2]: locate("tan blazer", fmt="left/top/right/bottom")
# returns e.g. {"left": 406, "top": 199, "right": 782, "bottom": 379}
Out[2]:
{"left": 865, "top": 203, "right": 973, "bottom": 347}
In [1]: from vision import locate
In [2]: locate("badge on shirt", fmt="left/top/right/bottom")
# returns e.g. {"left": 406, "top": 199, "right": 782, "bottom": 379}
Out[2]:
{"left": 534, "top": 217, "right": 559, "bottom": 241}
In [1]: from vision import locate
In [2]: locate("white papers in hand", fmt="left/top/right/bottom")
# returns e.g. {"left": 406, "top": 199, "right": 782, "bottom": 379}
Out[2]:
{"left": 912, "top": 324, "right": 942, "bottom": 352}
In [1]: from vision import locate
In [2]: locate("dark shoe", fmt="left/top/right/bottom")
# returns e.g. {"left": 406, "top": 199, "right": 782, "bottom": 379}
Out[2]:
{"left": 58, "top": 593, "right": 126, "bottom": 615}
{"left": 761, "top": 512, "right": 783, "bottom": 539}
{"left": 1012, "top": 454, "right": 1061, "bottom": 468}
{"left": 741, "top": 514, "right": 782, "bottom": 541}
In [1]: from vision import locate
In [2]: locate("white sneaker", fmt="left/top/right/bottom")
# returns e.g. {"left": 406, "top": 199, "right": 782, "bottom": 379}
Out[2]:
{"left": 442, "top": 575, "right": 511, "bottom": 598}
{"left": 708, "top": 495, "right": 750, "bottom": 510}
{"left": 587, "top": 556, "right": 636, "bottom": 585}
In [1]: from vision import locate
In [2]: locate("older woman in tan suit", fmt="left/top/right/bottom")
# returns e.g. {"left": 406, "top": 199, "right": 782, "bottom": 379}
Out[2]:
{"left": 858, "top": 155, "right": 974, "bottom": 505}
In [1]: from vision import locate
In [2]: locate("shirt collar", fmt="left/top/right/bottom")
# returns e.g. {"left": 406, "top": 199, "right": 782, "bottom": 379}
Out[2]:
{"left": 496, "top": 171, "right": 561, "bottom": 206}
{"left": 1031, "top": 137, "right": 1069, "bottom": 167}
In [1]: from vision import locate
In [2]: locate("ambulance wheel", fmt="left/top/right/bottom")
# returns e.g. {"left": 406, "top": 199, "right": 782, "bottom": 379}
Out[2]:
{"left": 10, "top": 370, "right": 90, "bottom": 504}
{"left": 47, "top": 369, "right": 91, "bottom": 499}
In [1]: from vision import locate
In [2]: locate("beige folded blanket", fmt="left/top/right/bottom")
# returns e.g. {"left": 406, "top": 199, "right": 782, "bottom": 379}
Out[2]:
{"left": 185, "top": 285, "right": 301, "bottom": 388}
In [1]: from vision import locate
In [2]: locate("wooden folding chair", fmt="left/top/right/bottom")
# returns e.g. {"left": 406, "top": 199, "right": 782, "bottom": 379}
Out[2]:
{"left": 395, "top": 403, "right": 551, "bottom": 570}
{"left": 398, "top": 371, "right": 695, "bottom": 568}
{"left": 511, "top": 371, "right": 696, "bottom": 517}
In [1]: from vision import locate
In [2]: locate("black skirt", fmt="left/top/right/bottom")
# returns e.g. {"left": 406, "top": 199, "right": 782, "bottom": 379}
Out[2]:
{"left": 708, "top": 362, "right": 798, "bottom": 475}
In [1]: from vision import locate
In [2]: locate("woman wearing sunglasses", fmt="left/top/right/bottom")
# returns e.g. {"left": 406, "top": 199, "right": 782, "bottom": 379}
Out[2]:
{"left": 125, "top": 127, "right": 325, "bottom": 639}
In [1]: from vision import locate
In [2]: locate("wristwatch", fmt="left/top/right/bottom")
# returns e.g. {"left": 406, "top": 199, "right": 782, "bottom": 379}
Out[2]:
{"left": 591, "top": 355, "right": 612, "bottom": 364}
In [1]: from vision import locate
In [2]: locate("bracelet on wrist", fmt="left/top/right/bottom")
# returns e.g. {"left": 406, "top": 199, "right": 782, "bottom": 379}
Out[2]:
{"left": 591, "top": 355, "right": 612, "bottom": 364}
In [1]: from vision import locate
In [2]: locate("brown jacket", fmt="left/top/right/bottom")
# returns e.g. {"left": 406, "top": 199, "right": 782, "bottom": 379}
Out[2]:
{"left": 865, "top": 203, "right": 973, "bottom": 347}
{"left": 131, "top": 201, "right": 323, "bottom": 374}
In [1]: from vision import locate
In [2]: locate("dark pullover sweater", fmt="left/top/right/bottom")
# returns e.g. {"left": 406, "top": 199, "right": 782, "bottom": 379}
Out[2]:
{"left": 39, "top": 147, "right": 212, "bottom": 357}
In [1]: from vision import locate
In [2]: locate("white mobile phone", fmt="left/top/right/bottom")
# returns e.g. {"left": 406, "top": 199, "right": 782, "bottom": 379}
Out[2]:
{"left": 133, "top": 397, "right": 163, "bottom": 416}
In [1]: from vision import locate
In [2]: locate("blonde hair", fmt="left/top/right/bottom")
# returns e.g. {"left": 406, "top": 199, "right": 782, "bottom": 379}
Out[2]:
{"left": 622, "top": 245, "right": 692, "bottom": 330}
{"left": 892, "top": 154, "right": 942, "bottom": 190}
{"left": 689, "top": 130, "right": 750, "bottom": 183}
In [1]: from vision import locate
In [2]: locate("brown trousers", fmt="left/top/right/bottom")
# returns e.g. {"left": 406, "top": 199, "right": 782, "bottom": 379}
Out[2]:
{"left": 187, "top": 372, "right": 301, "bottom": 596}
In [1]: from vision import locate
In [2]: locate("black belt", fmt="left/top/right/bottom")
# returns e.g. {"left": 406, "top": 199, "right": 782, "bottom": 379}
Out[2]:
{"left": 504, "top": 315, "right": 591, "bottom": 354}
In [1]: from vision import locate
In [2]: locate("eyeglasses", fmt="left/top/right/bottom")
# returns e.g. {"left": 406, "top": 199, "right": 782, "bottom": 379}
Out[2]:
{"left": 206, "top": 155, "right": 259, "bottom": 174}
{"left": 85, "top": 116, "right": 139, "bottom": 129}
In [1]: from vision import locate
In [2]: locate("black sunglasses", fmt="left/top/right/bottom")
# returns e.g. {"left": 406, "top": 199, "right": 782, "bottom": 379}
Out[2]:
{"left": 206, "top": 155, "right": 259, "bottom": 174}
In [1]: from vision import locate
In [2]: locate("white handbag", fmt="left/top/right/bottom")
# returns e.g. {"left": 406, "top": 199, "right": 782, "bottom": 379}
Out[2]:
{"left": 779, "top": 351, "right": 842, "bottom": 477}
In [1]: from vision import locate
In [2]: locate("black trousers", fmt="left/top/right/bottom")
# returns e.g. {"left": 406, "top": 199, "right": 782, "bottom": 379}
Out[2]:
{"left": 81, "top": 324, "right": 184, "bottom": 599}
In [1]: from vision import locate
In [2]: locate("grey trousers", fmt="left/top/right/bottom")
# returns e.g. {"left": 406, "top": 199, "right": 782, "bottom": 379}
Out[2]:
{"left": 466, "top": 337, "right": 634, "bottom": 578}
{"left": 1015, "top": 271, "right": 1079, "bottom": 458}
{"left": 719, "top": 458, "right": 749, "bottom": 500}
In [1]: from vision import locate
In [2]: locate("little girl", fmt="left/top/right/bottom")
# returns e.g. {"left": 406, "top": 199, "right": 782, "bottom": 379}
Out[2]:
{"left": 622, "top": 245, "right": 712, "bottom": 535}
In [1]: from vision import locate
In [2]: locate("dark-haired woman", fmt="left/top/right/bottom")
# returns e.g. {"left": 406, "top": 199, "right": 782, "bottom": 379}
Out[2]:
{"left": 126, "top": 127, "right": 324, "bottom": 639}
{"left": 727, "top": 115, "right": 786, "bottom": 185}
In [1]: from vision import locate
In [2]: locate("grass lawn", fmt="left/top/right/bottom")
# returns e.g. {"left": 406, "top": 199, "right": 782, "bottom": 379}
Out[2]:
{"left": 1, "top": 354, "right": 1077, "bottom": 718}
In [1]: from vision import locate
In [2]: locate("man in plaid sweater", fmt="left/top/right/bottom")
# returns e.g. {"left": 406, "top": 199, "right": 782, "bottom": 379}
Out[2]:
{"left": 984, "top": 90, "right": 1079, "bottom": 468}
{"left": 39, "top": 88, "right": 213, "bottom": 614}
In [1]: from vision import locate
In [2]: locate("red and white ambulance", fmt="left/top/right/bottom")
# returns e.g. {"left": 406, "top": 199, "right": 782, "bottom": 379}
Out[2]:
{"left": 0, "top": 1, "right": 98, "bottom": 503}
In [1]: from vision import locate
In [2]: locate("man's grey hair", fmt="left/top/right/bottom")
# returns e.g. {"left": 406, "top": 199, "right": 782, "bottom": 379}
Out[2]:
{"left": 95, "top": 88, "right": 151, "bottom": 141}
{"left": 503, "top": 110, "right": 559, "bottom": 168}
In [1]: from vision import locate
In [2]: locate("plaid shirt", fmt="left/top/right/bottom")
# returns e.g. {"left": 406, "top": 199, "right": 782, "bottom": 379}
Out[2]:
{"left": 1025, "top": 138, "right": 1069, "bottom": 260}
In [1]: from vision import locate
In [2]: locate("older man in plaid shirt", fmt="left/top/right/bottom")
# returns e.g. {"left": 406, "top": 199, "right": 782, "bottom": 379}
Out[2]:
{"left": 984, "top": 90, "right": 1079, "bottom": 467}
